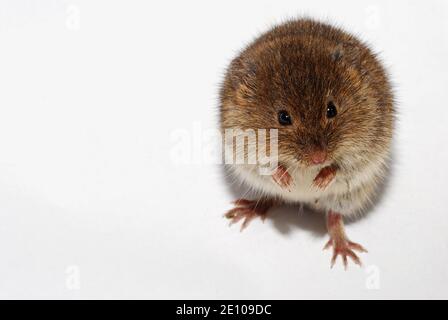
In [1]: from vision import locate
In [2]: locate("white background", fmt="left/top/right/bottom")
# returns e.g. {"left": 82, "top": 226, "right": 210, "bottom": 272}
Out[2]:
{"left": 0, "top": 0, "right": 447, "bottom": 299}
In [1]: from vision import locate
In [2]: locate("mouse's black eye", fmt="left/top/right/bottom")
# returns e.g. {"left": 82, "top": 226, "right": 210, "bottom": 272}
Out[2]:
{"left": 326, "top": 101, "right": 337, "bottom": 119}
{"left": 278, "top": 110, "right": 292, "bottom": 125}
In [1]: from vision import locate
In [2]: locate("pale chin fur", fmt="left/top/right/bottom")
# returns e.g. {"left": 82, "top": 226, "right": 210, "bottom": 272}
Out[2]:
{"left": 229, "top": 152, "right": 389, "bottom": 218}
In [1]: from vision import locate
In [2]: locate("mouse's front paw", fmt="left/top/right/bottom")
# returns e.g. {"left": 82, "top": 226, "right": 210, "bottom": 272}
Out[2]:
{"left": 313, "top": 165, "right": 337, "bottom": 189}
{"left": 272, "top": 165, "right": 293, "bottom": 191}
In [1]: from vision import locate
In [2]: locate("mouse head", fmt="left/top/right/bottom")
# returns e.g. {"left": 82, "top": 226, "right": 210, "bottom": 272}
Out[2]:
{"left": 220, "top": 36, "right": 394, "bottom": 172}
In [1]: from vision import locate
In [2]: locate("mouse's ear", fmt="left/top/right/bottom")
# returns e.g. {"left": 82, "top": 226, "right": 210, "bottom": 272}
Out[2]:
{"left": 227, "top": 55, "right": 259, "bottom": 104}
{"left": 228, "top": 55, "right": 257, "bottom": 89}
{"left": 331, "top": 44, "right": 345, "bottom": 62}
{"left": 331, "top": 41, "right": 363, "bottom": 70}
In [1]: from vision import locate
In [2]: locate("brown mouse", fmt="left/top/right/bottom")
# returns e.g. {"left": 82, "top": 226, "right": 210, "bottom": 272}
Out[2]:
{"left": 220, "top": 19, "right": 395, "bottom": 269}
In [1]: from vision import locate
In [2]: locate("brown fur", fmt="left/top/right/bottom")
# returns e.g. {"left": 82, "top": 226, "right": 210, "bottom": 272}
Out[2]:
{"left": 220, "top": 19, "right": 395, "bottom": 173}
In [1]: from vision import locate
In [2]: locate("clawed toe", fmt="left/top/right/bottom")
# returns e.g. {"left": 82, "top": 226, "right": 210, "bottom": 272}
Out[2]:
{"left": 347, "top": 241, "right": 368, "bottom": 253}
{"left": 224, "top": 199, "right": 272, "bottom": 231}
{"left": 225, "top": 207, "right": 257, "bottom": 230}
{"left": 324, "top": 239, "right": 367, "bottom": 269}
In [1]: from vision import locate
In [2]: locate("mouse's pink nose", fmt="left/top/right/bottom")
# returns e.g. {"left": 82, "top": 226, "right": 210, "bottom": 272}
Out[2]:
{"left": 310, "top": 150, "right": 327, "bottom": 165}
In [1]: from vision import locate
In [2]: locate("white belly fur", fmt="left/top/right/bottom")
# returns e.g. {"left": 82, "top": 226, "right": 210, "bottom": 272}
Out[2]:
{"left": 232, "top": 158, "right": 387, "bottom": 217}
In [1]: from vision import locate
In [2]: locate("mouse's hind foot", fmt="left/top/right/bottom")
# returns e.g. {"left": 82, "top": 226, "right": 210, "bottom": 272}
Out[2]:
{"left": 324, "top": 211, "right": 367, "bottom": 269}
{"left": 324, "top": 237, "right": 367, "bottom": 269}
{"left": 224, "top": 198, "right": 276, "bottom": 231}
